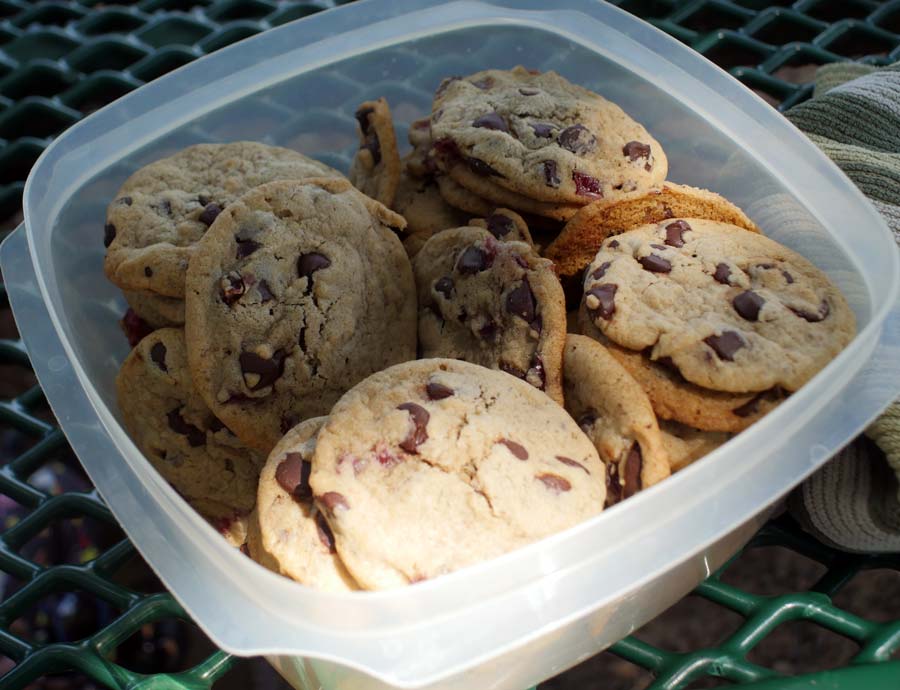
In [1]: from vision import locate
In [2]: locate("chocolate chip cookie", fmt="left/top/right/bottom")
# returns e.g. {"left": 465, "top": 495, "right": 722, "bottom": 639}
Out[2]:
{"left": 115, "top": 328, "right": 263, "bottom": 519}
{"left": 185, "top": 178, "right": 417, "bottom": 453}
{"left": 105, "top": 142, "right": 342, "bottom": 300}
{"left": 349, "top": 98, "right": 401, "bottom": 207}
{"left": 246, "top": 417, "right": 359, "bottom": 591}
{"left": 563, "top": 334, "right": 669, "bottom": 506}
{"left": 545, "top": 182, "right": 761, "bottom": 281}
{"left": 413, "top": 227, "right": 566, "bottom": 404}
{"left": 309, "top": 359, "right": 606, "bottom": 589}
{"left": 431, "top": 67, "right": 667, "bottom": 206}
{"left": 582, "top": 219, "right": 856, "bottom": 393}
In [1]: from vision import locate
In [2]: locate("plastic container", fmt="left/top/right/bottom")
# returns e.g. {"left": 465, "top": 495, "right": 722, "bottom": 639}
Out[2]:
{"left": 3, "top": 0, "right": 900, "bottom": 688}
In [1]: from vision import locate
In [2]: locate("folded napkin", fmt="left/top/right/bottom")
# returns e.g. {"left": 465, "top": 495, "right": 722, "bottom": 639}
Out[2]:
{"left": 786, "top": 62, "right": 900, "bottom": 553}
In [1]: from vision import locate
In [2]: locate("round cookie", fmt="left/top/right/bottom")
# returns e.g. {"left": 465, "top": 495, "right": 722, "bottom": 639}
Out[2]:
{"left": 185, "top": 178, "right": 416, "bottom": 453}
{"left": 309, "top": 359, "right": 606, "bottom": 589}
{"left": 563, "top": 334, "right": 670, "bottom": 506}
{"left": 582, "top": 219, "right": 856, "bottom": 393}
{"left": 545, "top": 182, "right": 761, "bottom": 280}
{"left": 349, "top": 98, "right": 401, "bottom": 207}
{"left": 413, "top": 227, "right": 566, "bottom": 405}
{"left": 123, "top": 289, "right": 185, "bottom": 328}
{"left": 104, "top": 142, "right": 342, "bottom": 299}
{"left": 659, "top": 420, "right": 731, "bottom": 473}
{"left": 469, "top": 208, "right": 534, "bottom": 246}
{"left": 115, "top": 328, "right": 263, "bottom": 519}
{"left": 246, "top": 417, "right": 359, "bottom": 591}
{"left": 577, "top": 309, "right": 784, "bottom": 432}
{"left": 431, "top": 66, "right": 667, "bottom": 205}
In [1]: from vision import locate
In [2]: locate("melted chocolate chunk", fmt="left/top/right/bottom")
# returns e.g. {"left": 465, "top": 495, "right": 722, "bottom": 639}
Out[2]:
{"left": 238, "top": 349, "right": 285, "bottom": 391}
{"left": 199, "top": 202, "right": 222, "bottom": 227}
{"left": 220, "top": 271, "right": 245, "bottom": 305}
{"left": 639, "top": 254, "right": 672, "bottom": 273}
{"left": 457, "top": 246, "right": 491, "bottom": 274}
{"left": 150, "top": 342, "right": 167, "bottom": 372}
{"left": 297, "top": 252, "right": 331, "bottom": 291}
{"left": 473, "top": 112, "right": 508, "bottom": 132}
{"left": 486, "top": 213, "right": 514, "bottom": 238}
{"left": 499, "top": 439, "right": 528, "bottom": 460}
{"left": 790, "top": 300, "right": 829, "bottom": 323}
{"left": 623, "top": 442, "right": 643, "bottom": 499}
{"left": 531, "top": 123, "right": 554, "bottom": 138}
{"left": 556, "top": 456, "right": 589, "bottom": 474}
{"left": 664, "top": 220, "right": 690, "bottom": 247}
{"left": 319, "top": 491, "right": 349, "bottom": 512}
{"left": 478, "top": 319, "right": 498, "bottom": 342}
{"left": 573, "top": 171, "right": 602, "bottom": 198}
{"left": 434, "top": 276, "right": 454, "bottom": 299}
{"left": 591, "top": 261, "right": 611, "bottom": 280}
{"left": 713, "top": 263, "right": 732, "bottom": 285}
{"left": 258, "top": 279, "right": 275, "bottom": 303}
{"left": 536, "top": 473, "right": 571, "bottom": 493}
{"left": 166, "top": 408, "right": 205, "bottom": 447}
{"left": 542, "top": 160, "right": 560, "bottom": 188}
{"left": 144, "top": 266, "right": 153, "bottom": 277}
{"left": 104, "top": 223, "right": 116, "bottom": 248}
{"left": 235, "top": 236, "right": 261, "bottom": 259}
{"left": 704, "top": 331, "right": 745, "bottom": 361}
{"left": 608, "top": 239, "right": 619, "bottom": 249}
{"left": 732, "top": 290, "right": 765, "bottom": 321}
{"left": 623, "top": 141, "right": 651, "bottom": 163}
{"left": 519, "top": 88, "right": 539, "bottom": 96}
{"left": 315, "top": 512, "right": 336, "bottom": 553}
{"left": 275, "top": 452, "right": 312, "bottom": 501}
{"left": 397, "top": 402, "right": 429, "bottom": 454}
{"left": 557, "top": 125, "right": 597, "bottom": 155}
{"left": 585, "top": 284, "right": 617, "bottom": 320}
{"left": 506, "top": 279, "right": 536, "bottom": 323}
{"left": 466, "top": 156, "right": 504, "bottom": 177}
{"left": 426, "top": 382, "right": 453, "bottom": 400}
{"left": 782, "top": 270, "right": 794, "bottom": 284}
{"left": 116, "top": 196, "right": 133, "bottom": 206}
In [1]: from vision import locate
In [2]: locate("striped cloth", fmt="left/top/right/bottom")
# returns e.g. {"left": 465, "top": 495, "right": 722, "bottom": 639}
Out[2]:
{"left": 786, "top": 62, "right": 900, "bottom": 553}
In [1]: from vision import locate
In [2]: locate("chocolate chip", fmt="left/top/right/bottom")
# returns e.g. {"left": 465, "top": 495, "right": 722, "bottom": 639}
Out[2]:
{"left": 150, "top": 342, "right": 167, "bottom": 372}
{"left": 199, "top": 202, "right": 222, "bottom": 226}
{"left": 239, "top": 349, "right": 285, "bottom": 390}
{"left": 623, "top": 442, "right": 643, "bottom": 499}
{"left": 639, "top": 254, "right": 672, "bottom": 273}
{"left": 426, "top": 382, "right": 453, "bottom": 400}
{"left": 434, "top": 276, "right": 454, "bottom": 298}
{"left": 397, "top": 402, "right": 429, "bottom": 454}
{"left": 116, "top": 196, "right": 132, "bottom": 206}
{"left": 103, "top": 223, "right": 116, "bottom": 248}
{"left": 542, "top": 160, "right": 560, "bottom": 188}
{"left": 315, "top": 512, "right": 336, "bottom": 553}
{"left": 577, "top": 412, "right": 596, "bottom": 434}
{"left": 275, "top": 452, "right": 312, "bottom": 501}
{"left": 506, "top": 278, "right": 536, "bottom": 323}
{"left": 782, "top": 270, "right": 794, "bottom": 284}
{"left": 589, "top": 262, "right": 611, "bottom": 281}
{"left": 457, "top": 246, "right": 490, "bottom": 274}
{"left": 585, "top": 284, "right": 617, "bottom": 319}
{"left": 756, "top": 263, "right": 774, "bottom": 270}
{"left": 319, "top": 491, "right": 349, "bottom": 512}
{"left": 623, "top": 141, "right": 651, "bottom": 162}
{"left": 608, "top": 239, "right": 619, "bottom": 249}
{"left": 486, "top": 213, "right": 514, "bottom": 238}
{"left": 143, "top": 266, "right": 153, "bottom": 277}
{"left": 557, "top": 125, "right": 596, "bottom": 155}
{"left": 732, "top": 290, "right": 764, "bottom": 321}
{"left": 556, "top": 456, "right": 589, "bottom": 474}
{"left": 471, "top": 76, "right": 494, "bottom": 89}
{"left": 478, "top": 319, "right": 498, "bottom": 342}
{"left": 258, "top": 279, "right": 275, "bottom": 303}
{"left": 499, "top": 439, "right": 528, "bottom": 460}
{"left": 536, "top": 473, "right": 571, "bottom": 493}
{"left": 166, "top": 408, "right": 205, "bottom": 447}
{"left": 153, "top": 199, "right": 172, "bottom": 216}
{"left": 220, "top": 271, "right": 245, "bottom": 305}
{"left": 519, "top": 88, "right": 539, "bottom": 96}
{"left": 531, "top": 123, "right": 554, "bottom": 138}
{"left": 790, "top": 300, "right": 829, "bottom": 323}
{"left": 704, "top": 331, "right": 745, "bottom": 361}
{"left": 573, "top": 171, "right": 602, "bottom": 198}
{"left": 529, "top": 315, "right": 543, "bottom": 336}
{"left": 650, "top": 244, "right": 668, "bottom": 251}
{"left": 664, "top": 220, "right": 690, "bottom": 247}
{"left": 605, "top": 463, "right": 621, "bottom": 506}
{"left": 473, "top": 112, "right": 508, "bottom": 132}
{"left": 732, "top": 389, "right": 775, "bottom": 418}
{"left": 466, "top": 156, "right": 504, "bottom": 177}
{"left": 236, "top": 236, "right": 261, "bottom": 259}
{"left": 713, "top": 263, "right": 732, "bottom": 285}
{"left": 297, "top": 252, "right": 331, "bottom": 288}
{"left": 208, "top": 417, "right": 226, "bottom": 432}
{"left": 435, "top": 76, "right": 461, "bottom": 97}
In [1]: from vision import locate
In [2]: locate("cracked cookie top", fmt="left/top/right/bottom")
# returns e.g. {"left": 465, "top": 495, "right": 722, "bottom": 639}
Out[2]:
{"left": 309, "top": 359, "right": 605, "bottom": 589}
{"left": 184, "top": 178, "right": 416, "bottom": 453}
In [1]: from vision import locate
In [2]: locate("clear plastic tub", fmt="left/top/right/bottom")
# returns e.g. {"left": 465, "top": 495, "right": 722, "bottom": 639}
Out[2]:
{"left": 3, "top": 0, "right": 900, "bottom": 688}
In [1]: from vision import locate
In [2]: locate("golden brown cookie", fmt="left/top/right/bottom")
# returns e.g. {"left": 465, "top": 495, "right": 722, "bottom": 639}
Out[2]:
{"left": 349, "top": 98, "right": 401, "bottom": 207}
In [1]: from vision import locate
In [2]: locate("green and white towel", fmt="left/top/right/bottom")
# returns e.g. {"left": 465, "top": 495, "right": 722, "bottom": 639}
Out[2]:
{"left": 786, "top": 62, "right": 900, "bottom": 553}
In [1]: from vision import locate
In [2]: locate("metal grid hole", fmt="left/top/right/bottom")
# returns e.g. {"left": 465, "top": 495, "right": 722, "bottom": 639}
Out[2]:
{"left": 679, "top": 2, "right": 751, "bottom": 34}
{"left": 77, "top": 9, "right": 150, "bottom": 37}
{"left": 821, "top": 23, "right": 898, "bottom": 58}
{"left": 2, "top": 30, "right": 81, "bottom": 62}
{"left": 831, "top": 569, "right": 900, "bottom": 624}
{"left": 205, "top": 0, "right": 277, "bottom": 22}
{"left": 0, "top": 62, "right": 76, "bottom": 100}
{"left": 635, "top": 595, "right": 747, "bottom": 655}
{"left": 10, "top": 2, "right": 86, "bottom": 30}
{"left": 745, "top": 619, "right": 859, "bottom": 674}
{"left": 749, "top": 11, "right": 825, "bottom": 44}
{"left": 698, "top": 35, "right": 772, "bottom": 69}
{"left": 65, "top": 39, "right": 150, "bottom": 74}
{"left": 136, "top": 16, "right": 215, "bottom": 48}
{"left": 803, "top": 0, "right": 877, "bottom": 23}
{"left": 197, "top": 22, "right": 263, "bottom": 52}
{"left": 718, "top": 545, "right": 829, "bottom": 597}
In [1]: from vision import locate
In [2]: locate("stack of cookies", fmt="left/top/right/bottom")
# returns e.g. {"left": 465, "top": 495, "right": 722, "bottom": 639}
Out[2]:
{"left": 108, "top": 66, "right": 856, "bottom": 590}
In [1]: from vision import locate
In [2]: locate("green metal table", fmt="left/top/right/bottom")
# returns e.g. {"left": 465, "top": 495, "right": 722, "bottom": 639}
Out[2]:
{"left": 1, "top": 1, "right": 899, "bottom": 689}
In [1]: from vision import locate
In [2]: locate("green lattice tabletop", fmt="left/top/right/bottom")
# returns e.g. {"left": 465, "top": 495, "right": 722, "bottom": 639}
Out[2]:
{"left": 1, "top": 1, "right": 900, "bottom": 689}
